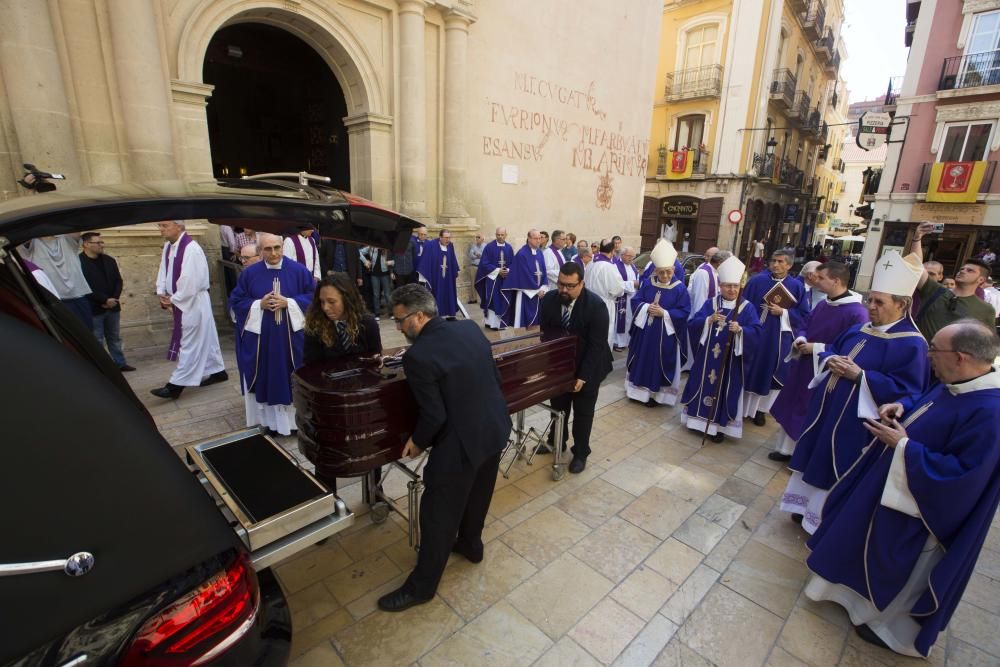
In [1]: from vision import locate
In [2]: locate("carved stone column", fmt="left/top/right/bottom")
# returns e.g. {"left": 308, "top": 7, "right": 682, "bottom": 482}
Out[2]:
{"left": 107, "top": 0, "right": 177, "bottom": 180}
{"left": 344, "top": 112, "right": 394, "bottom": 206}
{"left": 171, "top": 80, "right": 215, "bottom": 181}
{"left": 398, "top": 0, "right": 429, "bottom": 220}
{"left": 440, "top": 10, "right": 474, "bottom": 223}
{"left": 0, "top": 1, "right": 82, "bottom": 184}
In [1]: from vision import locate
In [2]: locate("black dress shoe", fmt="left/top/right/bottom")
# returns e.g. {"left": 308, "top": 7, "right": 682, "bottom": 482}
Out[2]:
{"left": 568, "top": 457, "right": 586, "bottom": 474}
{"left": 753, "top": 411, "right": 767, "bottom": 427}
{"left": 645, "top": 398, "right": 659, "bottom": 408}
{"left": 118, "top": 364, "right": 136, "bottom": 372}
{"left": 536, "top": 442, "right": 554, "bottom": 455}
{"left": 791, "top": 513, "right": 804, "bottom": 524}
{"left": 452, "top": 540, "right": 484, "bottom": 563}
{"left": 855, "top": 624, "right": 890, "bottom": 650}
{"left": 709, "top": 432, "right": 725, "bottom": 443}
{"left": 377, "top": 586, "right": 432, "bottom": 612}
{"left": 200, "top": 370, "right": 229, "bottom": 387}
{"left": 150, "top": 383, "right": 183, "bottom": 399}
{"left": 768, "top": 452, "right": 792, "bottom": 462}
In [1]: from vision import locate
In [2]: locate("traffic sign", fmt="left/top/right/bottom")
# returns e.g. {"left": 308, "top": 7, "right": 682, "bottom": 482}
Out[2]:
{"left": 727, "top": 209, "right": 743, "bottom": 225}
{"left": 857, "top": 112, "right": 891, "bottom": 151}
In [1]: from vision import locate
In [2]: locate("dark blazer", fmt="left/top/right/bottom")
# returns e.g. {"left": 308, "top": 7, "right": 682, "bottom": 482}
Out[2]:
{"left": 319, "top": 240, "right": 361, "bottom": 281}
{"left": 403, "top": 318, "right": 512, "bottom": 479}
{"left": 539, "top": 288, "right": 613, "bottom": 390}
{"left": 79, "top": 253, "right": 123, "bottom": 315}
{"left": 302, "top": 314, "right": 381, "bottom": 364}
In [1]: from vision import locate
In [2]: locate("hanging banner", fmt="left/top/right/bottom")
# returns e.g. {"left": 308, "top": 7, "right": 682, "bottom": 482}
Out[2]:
{"left": 927, "top": 161, "right": 987, "bottom": 203}
{"left": 666, "top": 150, "right": 693, "bottom": 180}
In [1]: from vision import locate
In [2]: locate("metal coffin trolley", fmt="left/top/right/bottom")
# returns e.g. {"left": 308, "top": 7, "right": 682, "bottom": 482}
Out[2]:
{"left": 292, "top": 327, "right": 577, "bottom": 548}
{"left": 186, "top": 429, "right": 354, "bottom": 570}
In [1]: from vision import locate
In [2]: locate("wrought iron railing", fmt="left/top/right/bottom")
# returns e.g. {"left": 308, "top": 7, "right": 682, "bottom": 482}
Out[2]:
{"left": 815, "top": 30, "right": 834, "bottom": 60}
{"left": 885, "top": 76, "right": 903, "bottom": 107}
{"left": 665, "top": 64, "right": 724, "bottom": 101}
{"left": 939, "top": 50, "right": 1000, "bottom": 91}
{"left": 770, "top": 69, "right": 796, "bottom": 107}
{"left": 802, "top": 0, "right": 826, "bottom": 39}
{"left": 791, "top": 90, "right": 811, "bottom": 119}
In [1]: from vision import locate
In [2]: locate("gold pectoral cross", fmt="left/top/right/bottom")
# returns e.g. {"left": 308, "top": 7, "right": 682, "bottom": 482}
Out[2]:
{"left": 712, "top": 343, "right": 722, "bottom": 359}
{"left": 708, "top": 369, "right": 718, "bottom": 385}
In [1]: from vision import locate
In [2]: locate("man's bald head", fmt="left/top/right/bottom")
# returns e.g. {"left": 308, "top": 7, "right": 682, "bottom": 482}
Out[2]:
{"left": 258, "top": 233, "right": 284, "bottom": 265}
{"left": 705, "top": 247, "right": 719, "bottom": 262}
{"left": 526, "top": 229, "right": 542, "bottom": 249}
{"left": 924, "top": 261, "right": 944, "bottom": 283}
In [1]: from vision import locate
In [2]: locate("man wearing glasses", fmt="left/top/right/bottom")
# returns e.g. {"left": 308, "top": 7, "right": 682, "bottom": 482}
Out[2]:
{"left": 538, "top": 262, "right": 613, "bottom": 473}
{"left": 79, "top": 232, "right": 134, "bottom": 372}
{"left": 377, "top": 284, "right": 511, "bottom": 612}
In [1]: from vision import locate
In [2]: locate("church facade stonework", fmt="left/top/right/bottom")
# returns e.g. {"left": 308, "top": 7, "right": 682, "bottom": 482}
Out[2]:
{"left": 0, "top": 0, "right": 660, "bottom": 345}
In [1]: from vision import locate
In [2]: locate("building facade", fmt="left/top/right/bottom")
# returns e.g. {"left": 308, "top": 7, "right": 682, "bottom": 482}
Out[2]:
{"left": 643, "top": 0, "right": 848, "bottom": 262}
{"left": 0, "top": 0, "right": 661, "bottom": 344}
{"left": 860, "top": 0, "right": 1000, "bottom": 288}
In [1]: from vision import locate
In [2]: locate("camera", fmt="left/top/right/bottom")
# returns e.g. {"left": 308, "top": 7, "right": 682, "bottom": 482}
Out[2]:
{"left": 930, "top": 223, "right": 945, "bottom": 234}
{"left": 17, "top": 163, "right": 65, "bottom": 193}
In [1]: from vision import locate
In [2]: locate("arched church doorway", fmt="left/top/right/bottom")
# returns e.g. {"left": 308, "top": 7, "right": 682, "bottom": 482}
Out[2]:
{"left": 204, "top": 23, "right": 350, "bottom": 189}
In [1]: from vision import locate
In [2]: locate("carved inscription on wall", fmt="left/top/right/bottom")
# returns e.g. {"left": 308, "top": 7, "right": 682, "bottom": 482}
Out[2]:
{"left": 483, "top": 72, "right": 649, "bottom": 209}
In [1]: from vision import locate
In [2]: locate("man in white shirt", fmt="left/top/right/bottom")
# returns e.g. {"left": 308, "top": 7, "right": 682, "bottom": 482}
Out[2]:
{"left": 543, "top": 229, "right": 567, "bottom": 289}
{"left": 584, "top": 239, "right": 626, "bottom": 347}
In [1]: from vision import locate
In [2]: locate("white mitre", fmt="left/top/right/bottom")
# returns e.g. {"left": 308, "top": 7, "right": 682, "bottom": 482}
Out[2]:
{"left": 870, "top": 250, "right": 922, "bottom": 296}
{"left": 717, "top": 256, "right": 746, "bottom": 285}
{"left": 650, "top": 239, "right": 678, "bottom": 269}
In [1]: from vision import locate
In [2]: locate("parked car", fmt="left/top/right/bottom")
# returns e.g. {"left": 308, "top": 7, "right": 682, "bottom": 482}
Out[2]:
{"left": 0, "top": 177, "right": 418, "bottom": 665}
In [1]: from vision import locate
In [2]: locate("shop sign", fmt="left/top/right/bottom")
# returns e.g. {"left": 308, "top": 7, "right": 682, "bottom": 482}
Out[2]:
{"left": 909, "top": 202, "right": 987, "bottom": 226}
{"left": 662, "top": 198, "right": 699, "bottom": 218}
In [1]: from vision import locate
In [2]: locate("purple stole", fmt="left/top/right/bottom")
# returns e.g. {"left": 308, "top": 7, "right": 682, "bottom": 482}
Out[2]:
{"left": 592, "top": 253, "right": 612, "bottom": 264}
{"left": 699, "top": 263, "right": 717, "bottom": 299}
{"left": 549, "top": 246, "right": 565, "bottom": 267}
{"left": 164, "top": 233, "right": 193, "bottom": 361}
{"left": 290, "top": 234, "right": 318, "bottom": 268}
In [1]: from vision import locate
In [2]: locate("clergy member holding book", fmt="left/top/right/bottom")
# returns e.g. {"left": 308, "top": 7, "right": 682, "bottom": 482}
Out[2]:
{"left": 780, "top": 250, "right": 928, "bottom": 535}
{"left": 680, "top": 255, "right": 760, "bottom": 442}
{"left": 741, "top": 248, "right": 810, "bottom": 426}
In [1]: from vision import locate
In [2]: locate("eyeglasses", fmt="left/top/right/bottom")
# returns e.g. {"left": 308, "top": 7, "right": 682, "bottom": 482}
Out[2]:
{"left": 392, "top": 311, "right": 419, "bottom": 327}
{"left": 557, "top": 281, "right": 582, "bottom": 290}
{"left": 85, "top": 240, "right": 105, "bottom": 245}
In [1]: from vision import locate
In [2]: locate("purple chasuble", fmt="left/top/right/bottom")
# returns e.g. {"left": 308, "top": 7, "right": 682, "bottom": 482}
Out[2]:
{"left": 163, "top": 233, "right": 193, "bottom": 361}
{"left": 770, "top": 296, "right": 869, "bottom": 440}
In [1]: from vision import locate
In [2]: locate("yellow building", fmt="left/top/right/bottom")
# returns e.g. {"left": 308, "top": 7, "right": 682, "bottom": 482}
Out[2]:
{"left": 644, "top": 0, "right": 848, "bottom": 262}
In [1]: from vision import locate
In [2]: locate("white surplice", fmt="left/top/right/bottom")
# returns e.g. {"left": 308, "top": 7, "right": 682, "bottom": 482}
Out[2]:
{"left": 156, "top": 235, "right": 225, "bottom": 386}
{"left": 614, "top": 263, "right": 638, "bottom": 348}
{"left": 584, "top": 259, "right": 625, "bottom": 348}
{"left": 282, "top": 235, "right": 322, "bottom": 281}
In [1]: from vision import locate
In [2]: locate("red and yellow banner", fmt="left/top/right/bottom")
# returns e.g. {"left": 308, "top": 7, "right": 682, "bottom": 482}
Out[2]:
{"left": 927, "top": 161, "right": 987, "bottom": 203}
{"left": 666, "top": 150, "right": 693, "bottom": 180}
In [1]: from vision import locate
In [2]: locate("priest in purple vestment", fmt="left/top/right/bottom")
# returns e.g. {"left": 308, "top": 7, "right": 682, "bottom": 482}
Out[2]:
{"left": 741, "top": 248, "right": 810, "bottom": 426}
{"left": 804, "top": 320, "right": 1000, "bottom": 658}
{"left": 417, "top": 229, "right": 460, "bottom": 317}
{"left": 625, "top": 240, "right": 690, "bottom": 406}
{"left": 230, "top": 233, "right": 315, "bottom": 435}
{"left": 781, "top": 251, "right": 929, "bottom": 535}
{"left": 680, "top": 256, "right": 760, "bottom": 442}
{"left": 475, "top": 227, "right": 515, "bottom": 328}
{"left": 640, "top": 257, "right": 686, "bottom": 287}
{"left": 683, "top": 249, "right": 723, "bottom": 370}
{"left": 769, "top": 261, "right": 869, "bottom": 462}
{"left": 503, "top": 229, "right": 548, "bottom": 326}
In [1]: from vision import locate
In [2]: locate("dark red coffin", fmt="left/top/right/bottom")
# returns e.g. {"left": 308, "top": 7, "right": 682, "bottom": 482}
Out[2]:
{"left": 293, "top": 327, "right": 576, "bottom": 479}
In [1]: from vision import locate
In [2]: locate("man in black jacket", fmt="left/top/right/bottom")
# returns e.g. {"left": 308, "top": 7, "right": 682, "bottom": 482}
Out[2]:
{"left": 378, "top": 284, "right": 512, "bottom": 612}
{"left": 540, "top": 262, "right": 613, "bottom": 473}
{"left": 79, "top": 232, "right": 134, "bottom": 371}
{"left": 318, "top": 238, "right": 361, "bottom": 285}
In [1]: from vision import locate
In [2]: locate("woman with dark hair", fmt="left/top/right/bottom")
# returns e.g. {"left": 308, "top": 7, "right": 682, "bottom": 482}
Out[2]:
{"left": 302, "top": 273, "right": 382, "bottom": 495}
{"left": 303, "top": 272, "right": 382, "bottom": 363}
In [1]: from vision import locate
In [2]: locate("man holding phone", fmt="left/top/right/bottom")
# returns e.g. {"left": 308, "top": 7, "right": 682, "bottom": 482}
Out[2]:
{"left": 909, "top": 222, "right": 995, "bottom": 341}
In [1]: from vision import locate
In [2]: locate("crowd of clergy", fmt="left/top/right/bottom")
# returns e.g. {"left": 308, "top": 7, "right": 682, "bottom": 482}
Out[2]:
{"left": 150, "top": 217, "right": 1000, "bottom": 660}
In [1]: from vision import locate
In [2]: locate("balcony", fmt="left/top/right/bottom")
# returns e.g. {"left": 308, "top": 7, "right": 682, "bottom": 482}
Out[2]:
{"left": 884, "top": 76, "right": 903, "bottom": 110}
{"left": 916, "top": 162, "right": 997, "bottom": 195}
{"left": 656, "top": 148, "right": 710, "bottom": 178}
{"left": 770, "top": 69, "right": 797, "bottom": 108}
{"left": 801, "top": 1, "right": 826, "bottom": 41}
{"left": 815, "top": 30, "right": 834, "bottom": 63}
{"left": 789, "top": 0, "right": 807, "bottom": 12}
{"left": 804, "top": 109, "right": 823, "bottom": 140}
{"left": 789, "top": 90, "right": 811, "bottom": 120}
{"left": 825, "top": 50, "right": 841, "bottom": 76}
{"left": 938, "top": 51, "right": 1000, "bottom": 92}
{"left": 665, "top": 64, "right": 724, "bottom": 101}
{"left": 692, "top": 148, "right": 710, "bottom": 176}
{"left": 832, "top": 157, "right": 845, "bottom": 172}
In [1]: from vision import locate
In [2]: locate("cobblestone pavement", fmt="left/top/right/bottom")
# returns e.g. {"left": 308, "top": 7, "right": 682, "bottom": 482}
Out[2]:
{"left": 128, "top": 313, "right": 1000, "bottom": 667}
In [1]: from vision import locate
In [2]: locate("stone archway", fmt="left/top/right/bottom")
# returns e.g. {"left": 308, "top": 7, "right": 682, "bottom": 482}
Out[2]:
{"left": 174, "top": 0, "right": 392, "bottom": 203}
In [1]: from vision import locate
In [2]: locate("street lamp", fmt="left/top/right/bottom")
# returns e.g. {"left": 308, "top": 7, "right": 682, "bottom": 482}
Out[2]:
{"left": 765, "top": 136, "right": 777, "bottom": 156}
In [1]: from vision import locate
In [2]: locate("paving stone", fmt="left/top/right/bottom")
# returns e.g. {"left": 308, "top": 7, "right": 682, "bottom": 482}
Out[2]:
{"left": 677, "top": 584, "right": 784, "bottom": 667}
{"left": 613, "top": 614, "right": 678, "bottom": 667}
{"left": 332, "top": 597, "right": 463, "bottom": 665}
{"left": 776, "top": 606, "right": 848, "bottom": 667}
{"left": 499, "top": 505, "right": 590, "bottom": 568}
{"left": 620, "top": 486, "right": 698, "bottom": 540}
{"left": 722, "top": 539, "right": 810, "bottom": 618}
{"left": 569, "top": 516, "right": 660, "bottom": 583}
{"left": 610, "top": 565, "right": 679, "bottom": 621}
{"left": 568, "top": 597, "right": 646, "bottom": 664}
{"left": 659, "top": 564, "right": 720, "bottom": 625}
{"left": 420, "top": 600, "right": 552, "bottom": 666}
{"left": 534, "top": 636, "right": 603, "bottom": 667}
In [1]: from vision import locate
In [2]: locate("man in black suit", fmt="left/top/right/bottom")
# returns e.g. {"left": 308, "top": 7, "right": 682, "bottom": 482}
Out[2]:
{"left": 377, "top": 284, "right": 512, "bottom": 612}
{"left": 540, "top": 262, "right": 613, "bottom": 473}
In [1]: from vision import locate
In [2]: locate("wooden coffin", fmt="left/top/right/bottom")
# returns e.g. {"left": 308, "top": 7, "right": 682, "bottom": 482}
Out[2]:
{"left": 292, "top": 327, "right": 576, "bottom": 479}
